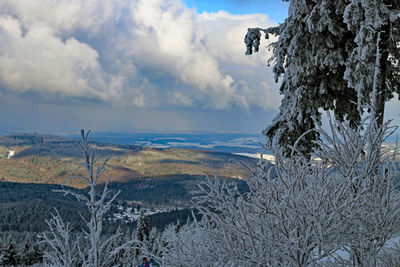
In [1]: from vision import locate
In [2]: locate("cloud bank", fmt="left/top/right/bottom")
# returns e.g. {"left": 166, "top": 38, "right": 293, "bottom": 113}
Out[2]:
{"left": 0, "top": 0, "right": 280, "bottom": 111}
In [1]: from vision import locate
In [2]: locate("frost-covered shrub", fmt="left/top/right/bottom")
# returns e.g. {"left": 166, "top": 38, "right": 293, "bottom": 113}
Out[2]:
{"left": 160, "top": 220, "right": 214, "bottom": 266}
{"left": 315, "top": 117, "right": 400, "bottom": 266}
{"left": 39, "top": 210, "right": 81, "bottom": 267}
{"left": 161, "top": 117, "right": 400, "bottom": 266}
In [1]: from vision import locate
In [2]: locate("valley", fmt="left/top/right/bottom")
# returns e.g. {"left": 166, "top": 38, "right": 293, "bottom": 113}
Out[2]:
{"left": 0, "top": 133, "right": 258, "bottom": 188}
{"left": 0, "top": 133, "right": 261, "bottom": 238}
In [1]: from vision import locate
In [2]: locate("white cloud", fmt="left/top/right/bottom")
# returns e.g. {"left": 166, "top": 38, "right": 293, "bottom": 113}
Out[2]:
{"left": 0, "top": 16, "right": 108, "bottom": 99}
{"left": 0, "top": 0, "right": 281, "bottom": 111}
{"left": 0, "top": 0, "right": 123, "bottom": 35}
{"left": 132, "top": 93, "right": 146, "bottom": 108}
{"left": 168, "top": 91, "right": 193, "bottom": 106}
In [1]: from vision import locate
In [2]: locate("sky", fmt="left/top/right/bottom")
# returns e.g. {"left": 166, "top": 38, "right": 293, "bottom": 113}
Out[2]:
{"left": 0, "top": 0, "right": 398, "bottom": 135}
{"left": 0, "top": 0, "right": 290, "bottom": 135}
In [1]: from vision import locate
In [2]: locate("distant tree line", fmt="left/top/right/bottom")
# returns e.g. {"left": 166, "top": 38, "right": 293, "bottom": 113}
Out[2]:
{"left": 105, "top": 174, "right": 249, "bottom": 207}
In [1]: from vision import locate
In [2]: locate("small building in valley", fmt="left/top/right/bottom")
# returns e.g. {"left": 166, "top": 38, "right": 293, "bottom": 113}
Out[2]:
{"left": 6, "top": 150, "right": 14, "bottom": 159}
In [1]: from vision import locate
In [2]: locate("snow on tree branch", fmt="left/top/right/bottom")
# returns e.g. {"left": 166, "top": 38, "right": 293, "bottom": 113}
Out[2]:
{"left": 244, "top": 26, "right": 281, "bottom": 55}
{"left": 41, "top": 129, "right": 137, "bottom": 267}
{"left": 162, "top": 116, "right": 400, "bottom": 266}
{"left": 245, "top": 0, "right": 400, "bottom": 156}
{"left": 38, "top": 209, "right": 80, "bottom": 267}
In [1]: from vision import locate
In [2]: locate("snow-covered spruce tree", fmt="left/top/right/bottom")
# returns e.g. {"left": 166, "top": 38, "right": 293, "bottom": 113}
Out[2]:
{"left": 41, "top": 130, "right": 134, "bottom": 267}
{"left": 0, "top": 243, "right": 3, "bottom": 265}
{"left": 21, "top": 234, "right": 43, "bottom": 265}
{"left": 148, "top": 227, "right": 163, "bottom": 259}
{"left": 1, "top": 242, "right": 18, "bottom": 266}
{"left": 134, "top": 209, "right": 150, "bottom": 261}
{"left": 245, "top": 0, "right": 400, "bottom": 155}
{"left": 0, "top": 235, "right": 14, "bottom": 266}
{"left": 136, "top": 209, "right": 150, "bottom": 245}
{"left": 343, "top": 0, "right": 400, "bottom": 128}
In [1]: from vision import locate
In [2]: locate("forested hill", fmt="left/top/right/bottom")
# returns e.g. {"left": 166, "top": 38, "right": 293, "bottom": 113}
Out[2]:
{"left": 0, "top": 133, "right": 258, "bottom": 188}
{"left": 0, "top": 133, "right": 142, "bottom": 158}
{"left": 0, "top": 181, "right": 205, "bottom": 236}
{"left": 0, "top": 182, "right": 88, "bottom": 234}
{"left": 106, "top": 174, "right": 250, "bottom": 207}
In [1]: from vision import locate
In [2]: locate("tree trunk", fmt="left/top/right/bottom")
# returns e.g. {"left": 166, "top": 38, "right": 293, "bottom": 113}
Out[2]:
{"left": 376, "top": 38, "right": 388, "bottom": 128}
{"left": 375, "top": 8, "right": 391, "bottom": 128}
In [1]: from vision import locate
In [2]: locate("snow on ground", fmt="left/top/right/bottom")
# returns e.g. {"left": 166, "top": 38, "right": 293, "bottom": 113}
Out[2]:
{"left": 233, "top": 152, "right": 275, "bottom": 163}
{"left": 110, "top": 206, "right": 182, "bottom": 223}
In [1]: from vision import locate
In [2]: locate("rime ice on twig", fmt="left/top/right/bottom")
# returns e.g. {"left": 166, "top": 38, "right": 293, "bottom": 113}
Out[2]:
{"left": 41, "top": 130, "right": 136, "bottom": 267}
{"left": 161, "top": 117, "right": 400, "bottom": 266}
